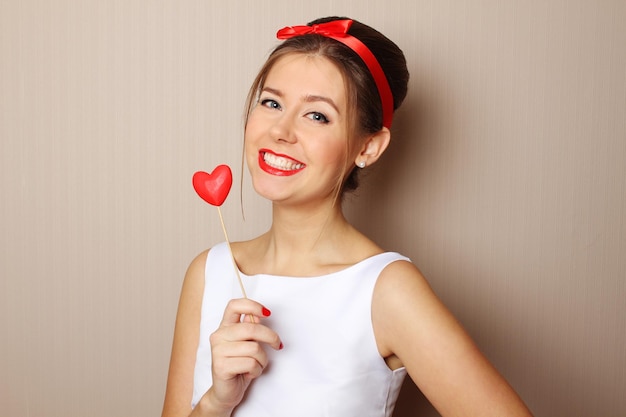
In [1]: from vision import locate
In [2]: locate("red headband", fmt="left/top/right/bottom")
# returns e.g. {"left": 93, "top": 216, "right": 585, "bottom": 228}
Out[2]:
{"left": 276, "top": 19, "right": 394, "bottom": 129}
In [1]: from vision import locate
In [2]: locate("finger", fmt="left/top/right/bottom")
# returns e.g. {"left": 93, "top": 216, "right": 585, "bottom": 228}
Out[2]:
{"left": 213, "top": 340, "right": 269, "bottom": 369}
{"left": 213, "top": 355, "right": 266, "bottom": 381}
{"left": 211, "top": 322, "right": 283, "bottom": 351}
{"left": 221, "top": 298, "right": 272, "bottom": 325}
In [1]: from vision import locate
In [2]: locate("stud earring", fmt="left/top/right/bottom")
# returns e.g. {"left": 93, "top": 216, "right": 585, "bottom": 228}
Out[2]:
{"left": 357, "top": 161, "right": 366, "bottom": 168}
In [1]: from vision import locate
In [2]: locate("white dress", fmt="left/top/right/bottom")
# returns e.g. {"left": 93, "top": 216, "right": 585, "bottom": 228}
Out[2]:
{"left": 192, "top": 242, "right": 410, "bottom": 417}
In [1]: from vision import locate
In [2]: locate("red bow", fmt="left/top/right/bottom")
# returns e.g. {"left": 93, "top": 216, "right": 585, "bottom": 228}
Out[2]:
{"left": 276, "top": 19, "right": 353, "bottom": 40}
{"left": 275, "top": 19, "right": 394, "bottom": 128}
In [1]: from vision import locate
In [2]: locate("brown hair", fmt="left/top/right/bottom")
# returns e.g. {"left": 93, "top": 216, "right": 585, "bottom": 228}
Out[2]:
{"left": 244, "top": 16, "right": 409, "bottom": 195}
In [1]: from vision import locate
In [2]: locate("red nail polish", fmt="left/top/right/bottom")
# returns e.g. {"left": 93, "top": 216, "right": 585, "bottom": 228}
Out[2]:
{"left": 279, "top": 342, "right": 284, "bottom": 350}
{"left": 262, "top": 307, "right": 271, "bottom": 317}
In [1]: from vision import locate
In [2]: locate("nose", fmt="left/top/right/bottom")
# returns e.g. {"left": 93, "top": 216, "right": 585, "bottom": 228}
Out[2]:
{"left": 269, "top": 113, "right": 297, "bottom": 144}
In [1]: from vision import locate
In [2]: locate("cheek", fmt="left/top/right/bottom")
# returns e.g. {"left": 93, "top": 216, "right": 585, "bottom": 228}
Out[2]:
{"left": 312, "top": 138, "right": 348, "bottom": 167}
{"left": 244, "top": 114, "right": 264, "bottom": 150}
{"left": 243, "top": 135, "right": 257, "bottom": 171}
{"left": 244, "top": 118, "right": 258, "bottom": 142}
{"left": 243, "top": 130, "right": 258, "bottom": 172}
{"left": 244, "top": 107, "right": 266, "bottom": 136}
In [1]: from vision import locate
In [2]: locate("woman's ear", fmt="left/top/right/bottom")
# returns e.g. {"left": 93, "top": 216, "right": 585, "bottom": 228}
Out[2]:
{"left": 354, "top": 127, "right": 391, "bottom": 168}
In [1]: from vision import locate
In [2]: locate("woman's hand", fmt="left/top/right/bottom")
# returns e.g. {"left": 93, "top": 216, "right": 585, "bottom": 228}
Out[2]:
{"left": 198, "top": 298, "right": 283, "bottom": 415}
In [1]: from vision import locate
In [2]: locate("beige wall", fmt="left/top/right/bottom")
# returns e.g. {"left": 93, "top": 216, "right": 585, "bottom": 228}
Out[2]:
{"left": 1, "top": 1, "right": 624, "bottom": 416}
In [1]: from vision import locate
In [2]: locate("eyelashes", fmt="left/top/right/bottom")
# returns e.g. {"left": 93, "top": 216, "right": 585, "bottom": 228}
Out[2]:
{"left": 307, "top": 112, "right": 329, "bottom": 123}
{"left": 260, "top": 98, "right": 281, "bottom": 110}
{"left": 259, "top": 98, "right": 331, "bottom": 124}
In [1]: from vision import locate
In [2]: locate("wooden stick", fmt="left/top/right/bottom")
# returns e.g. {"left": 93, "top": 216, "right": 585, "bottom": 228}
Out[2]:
{"left": 217, "top": 206, "right": 248, "bottom": 298}
{"left": 217, "top": 206, "right": 256, "bottom": 323}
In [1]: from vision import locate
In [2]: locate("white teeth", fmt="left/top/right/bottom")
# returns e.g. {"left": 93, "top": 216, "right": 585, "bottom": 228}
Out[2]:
{"left": 263, "top": 152, "right": 304, "bottom": 170}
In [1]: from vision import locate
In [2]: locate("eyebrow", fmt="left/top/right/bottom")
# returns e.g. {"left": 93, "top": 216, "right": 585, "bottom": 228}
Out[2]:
{"left": 261, "top": 87, "right": 340, "bottom": 114}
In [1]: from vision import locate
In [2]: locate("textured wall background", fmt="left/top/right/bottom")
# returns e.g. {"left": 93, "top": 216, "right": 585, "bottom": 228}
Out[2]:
{"left": 1, "top": 1, "right": 624, "bottom": 416}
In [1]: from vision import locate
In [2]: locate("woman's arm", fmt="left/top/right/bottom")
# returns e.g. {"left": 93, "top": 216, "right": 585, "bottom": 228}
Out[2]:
{"left": 161, "top": 250, "right": 208, "bottom": 417}
{"left": 372, "top": 260, "right": 533, "bottom": 417}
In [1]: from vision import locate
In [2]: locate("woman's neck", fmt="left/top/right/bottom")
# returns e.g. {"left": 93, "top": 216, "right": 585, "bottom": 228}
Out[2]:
{"left": 271, "top": 201, "right": 347, "bottom": 255}
{"left": 235, "top": 201, "right": 379, "bottom": 277}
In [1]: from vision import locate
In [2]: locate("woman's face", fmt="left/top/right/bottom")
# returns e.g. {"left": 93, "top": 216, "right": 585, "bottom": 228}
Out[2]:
{"left": 244, "top": 53, "right": 353, "bottom": 207}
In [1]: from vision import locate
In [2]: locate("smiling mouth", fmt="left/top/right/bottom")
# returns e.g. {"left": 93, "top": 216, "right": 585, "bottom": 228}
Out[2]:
{"left": 259, "top": 150, "right": 306, "bottom": 176}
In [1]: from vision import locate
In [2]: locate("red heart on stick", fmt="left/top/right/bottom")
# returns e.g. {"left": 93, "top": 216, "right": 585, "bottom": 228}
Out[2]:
{"left": 192, "top": 165, "right": 233, "bottom": 206}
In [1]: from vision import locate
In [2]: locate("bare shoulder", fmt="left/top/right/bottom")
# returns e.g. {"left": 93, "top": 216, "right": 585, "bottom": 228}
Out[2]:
{"left": 175, "top": 248, "right": 211, "bottom": 333}
{"left": 175, "top": 249, "right": 210, "bottom": 315}
{"left": 374, "top": 258, "right": 433, "bottom": 301}
{"left": 184, "top": 249, "right": 210, "bottom": 290}
{"left": 372, "top": 259, "right": 444, "bottom": 358}
{"left": 372, "top": 259, "right": 533, "bottom": 416}
{"left": 372, "top": 259, "right": 441, "bottom": 322}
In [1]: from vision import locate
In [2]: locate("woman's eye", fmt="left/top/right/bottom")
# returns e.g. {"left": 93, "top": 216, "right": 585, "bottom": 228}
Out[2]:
{"left": 260, "top": 99, "right": 281, "bottom": 110}
{"left": 307, "top": 112, "right": 329, "bottom": 123}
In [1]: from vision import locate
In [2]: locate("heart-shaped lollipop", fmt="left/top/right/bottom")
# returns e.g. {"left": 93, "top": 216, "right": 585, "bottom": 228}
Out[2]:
{"left": 192, "top": 165, "right": 233, "bottom": 206}
{"left": 191, "top": 164, "right": 249, "bottom": 303}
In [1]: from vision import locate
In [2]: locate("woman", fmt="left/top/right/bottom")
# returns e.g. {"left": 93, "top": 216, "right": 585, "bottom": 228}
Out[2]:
{"left": 162, "top": 16, "right": 533, "bottom": 417}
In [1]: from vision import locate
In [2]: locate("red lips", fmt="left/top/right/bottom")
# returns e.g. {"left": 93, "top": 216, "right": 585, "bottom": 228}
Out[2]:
{"left": 258, "top": 149, "right": 306, "bottom": 176}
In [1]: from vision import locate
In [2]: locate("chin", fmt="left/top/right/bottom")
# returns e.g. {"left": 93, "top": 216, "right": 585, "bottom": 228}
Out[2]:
{"left": 250, "top": 177, "right": 290, "bottom": 202}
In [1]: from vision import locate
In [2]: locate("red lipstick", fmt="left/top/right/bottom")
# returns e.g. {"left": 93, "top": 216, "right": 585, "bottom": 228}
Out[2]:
{"left": 258, "top": 149, "right": 306, "bottom": 176}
